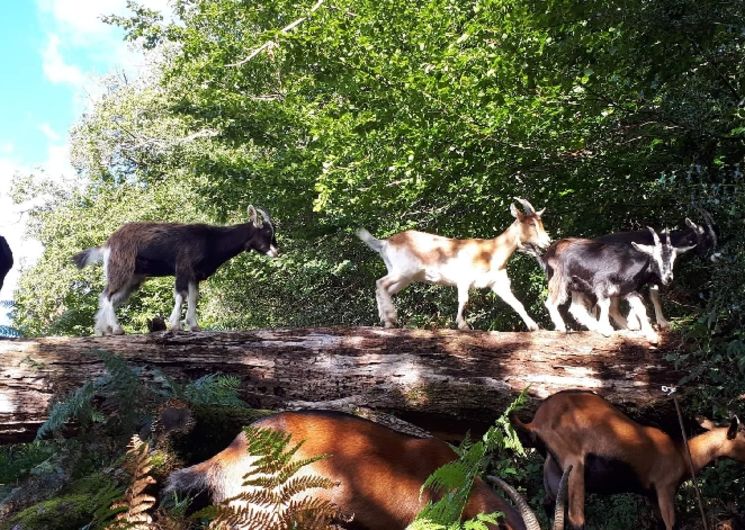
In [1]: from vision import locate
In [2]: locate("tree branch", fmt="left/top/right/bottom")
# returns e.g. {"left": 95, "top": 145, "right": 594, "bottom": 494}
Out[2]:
{"left": 226, "top": 0, "right": 325, "bottom": 67}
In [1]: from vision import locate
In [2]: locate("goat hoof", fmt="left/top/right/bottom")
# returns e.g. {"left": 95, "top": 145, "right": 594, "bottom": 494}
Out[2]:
{"left": 457, "top": 321, "right": 472, "bottom": 331}
{"left": 526, "top": 322, "right": 540, "bottom": 332}
{"left": 112, "top": 326, "right": 125, "bottom": 335}
{"left": 598, "top": 327, "right": 614, "bottom": 337}
{"left": 656, "top": 321, "right": 670, "bottom": 331}
{"left": 383, "top": 321, "right": 396, "bottom": 329}
{"left": 646, "top": 333, "right": 660, "bottom": 344}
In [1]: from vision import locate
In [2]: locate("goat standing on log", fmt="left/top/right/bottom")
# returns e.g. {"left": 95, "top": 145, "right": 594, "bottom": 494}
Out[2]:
{"left": 594, "top": 213, "right": 717, "bottom": 331}
{"left": 542, "top": 228, "right": 694, "bottom": 343}
{"left": 357, "top": 198, "right": 551, "bottom": 331}
{"left": 73, "top": 206, "right": 278, "bottom": 336}
{"left": 165, "top": 410, "right": 571, "bottom": 530}
{"left": 0, "top": 235, "right": 12, "bottom": 294}
{"left": 511, "top": 390, "right": 745, "bottom": 530}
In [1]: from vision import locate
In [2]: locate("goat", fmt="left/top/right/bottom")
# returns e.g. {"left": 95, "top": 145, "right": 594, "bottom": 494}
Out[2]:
{"left": 0, "top": 235, "right": 12, "bottom": 293}
{"left": 73, "top": 206, "right": 277, "bottom": 336}
{"left": 595, "top": 214, "right": 717, "bottom": 331}
{"left": 165, "top": 410, "right": 571, "bottom": 530}
{"left": 542, "top": 228, "right": 694, "bottom": 343}
{"left": 511, "top": 390, "right": 745, "bottom": 530}
{"left": 357, "top": 198, "right": 551, "bottom": 331}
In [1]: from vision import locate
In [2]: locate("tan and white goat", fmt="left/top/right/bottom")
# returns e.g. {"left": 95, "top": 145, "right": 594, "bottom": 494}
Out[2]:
{"left": 357, "top": 198, "right": 551, "bottom": 331}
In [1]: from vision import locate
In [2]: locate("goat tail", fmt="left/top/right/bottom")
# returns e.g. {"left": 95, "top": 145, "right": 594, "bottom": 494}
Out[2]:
{"left": 509, "top": 411, "right": 539, "bottom": 449}
{"left": 356, "top": 228, "right": 385, "bottom": 254}
{"left": 72, "top": 247, "right": 104, "bottom": 269}
{"left": 164, "top": 459, "right": 216, "bottom": 497}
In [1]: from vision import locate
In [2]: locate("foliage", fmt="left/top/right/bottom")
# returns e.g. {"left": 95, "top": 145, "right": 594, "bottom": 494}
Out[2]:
{"left": 206, "top": 425, "right": 345, "bottom": 530}
{"left": 35, "top": 381, "right": 103, "bottom": 440}
{"left": 408, "top": 391, "right": 528, "bottom": 529}
{"left": 105, "top": 436, "right": 157, "bottom": 530}
{"left": 35, "top": 350, "right": 245, "bottom": 440}
{"left": 7, "top": 0, "right": 745, "bottom": 526}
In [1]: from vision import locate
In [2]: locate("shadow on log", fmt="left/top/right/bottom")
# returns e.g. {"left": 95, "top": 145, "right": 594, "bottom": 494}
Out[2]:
{"left": 0, "top": 327, "right": 685, "bottom": 443}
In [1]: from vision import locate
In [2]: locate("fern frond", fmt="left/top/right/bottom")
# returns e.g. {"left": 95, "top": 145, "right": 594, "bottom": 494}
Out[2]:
{"left": 182, "top": 374, "right": 246, "bottom": 407}
{"left": 96, "top": 350, "right": 146, "bottom": 430}
{"left": 36, "top": 381, "right": 99, "bottom": 439}
{"left": 209, "top": 425, "right": 345, "bottom": 530}
{"left": 106, "top": 435, "right": 157, "bottom": 530}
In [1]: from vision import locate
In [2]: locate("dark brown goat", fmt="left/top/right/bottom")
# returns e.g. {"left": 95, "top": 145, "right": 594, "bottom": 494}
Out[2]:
{"left": 511, "top": 390, "right": 745, "bottom": 530}
{"left": 73, "top": 206, "right": 277, "bottom": 335}
{"left": 0, "top": 235, "right": 12, "bottom": 293}
{"left": 165, "top": 410, "right": 570, "bottom": 530}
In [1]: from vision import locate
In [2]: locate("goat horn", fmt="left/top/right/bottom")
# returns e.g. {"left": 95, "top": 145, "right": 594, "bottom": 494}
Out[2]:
{"left": 553, "top": 465, "right": 573, "bottom": 530}
{"left": 256, "top": 207, "right": 273, "bottom": 227}
{"left": 696, "top": 206, "right": 718, "bottom": 249}
{"left": 646, "top": 226, "right": 660, "bottom": 245}
{"left": 513, "top": 197, "right": 537, "bottom": 215}
{"left": 486, "top": 475, "right": 541, "bottom": 530}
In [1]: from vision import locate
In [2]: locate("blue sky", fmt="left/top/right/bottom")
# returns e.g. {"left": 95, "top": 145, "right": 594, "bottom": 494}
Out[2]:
{"left": 0, "top": 0, "right": 169, "bottom": 315}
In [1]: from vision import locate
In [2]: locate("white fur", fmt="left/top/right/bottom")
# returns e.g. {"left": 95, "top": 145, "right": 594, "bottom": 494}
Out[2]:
{"left": 185, "top": 282, "right": 200, "bottom": 331}
{"left": 168, "top": 290, "right": 184, "bottom": 331}
{"left": 367, "top": 231, "right": 540, "bottom": 331}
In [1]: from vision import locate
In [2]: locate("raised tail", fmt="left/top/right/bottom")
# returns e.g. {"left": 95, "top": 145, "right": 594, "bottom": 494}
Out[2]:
{"left": 356, "top": 228, "right": 385, "bottom": 254}
{"left": 72, "top": 247, "right": 104, "bottom": 269}
{"left": 509, "top": 411, "right": 539, "bottom": 450}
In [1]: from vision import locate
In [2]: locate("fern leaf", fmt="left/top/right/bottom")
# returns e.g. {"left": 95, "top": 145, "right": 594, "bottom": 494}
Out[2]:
{"left": 36, "top": 381, "right": 99, "bottom": 439}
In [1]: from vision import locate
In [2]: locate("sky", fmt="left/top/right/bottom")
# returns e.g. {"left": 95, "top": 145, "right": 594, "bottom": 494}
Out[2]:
{"left": 0, "top": 0, "right": 170, "bottom": 322}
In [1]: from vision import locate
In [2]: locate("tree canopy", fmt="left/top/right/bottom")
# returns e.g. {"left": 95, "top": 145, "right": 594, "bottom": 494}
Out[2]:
{"left": 8, "top": 0, "right": 745, "bottom": 525}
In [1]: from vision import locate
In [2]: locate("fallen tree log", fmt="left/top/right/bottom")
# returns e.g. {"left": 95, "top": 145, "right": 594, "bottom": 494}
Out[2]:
{"left": 0, "top": 327, "right": 686, "bottom": 443}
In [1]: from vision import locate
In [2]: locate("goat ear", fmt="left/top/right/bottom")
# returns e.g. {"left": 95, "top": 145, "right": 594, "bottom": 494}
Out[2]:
{"left": 248, "top": 205, "right": 259, "bottom": 227}
{"left": 510, "top": 203, "right": 521, "bottom": 219}
{"left": 697, "top": 415, "right": 717, "bottom": 431}
{"left": 631, "top": 242, "right": 654, "bottom": 255}
{"left": 727, "top": 416, "right": 739, "bottom": 439}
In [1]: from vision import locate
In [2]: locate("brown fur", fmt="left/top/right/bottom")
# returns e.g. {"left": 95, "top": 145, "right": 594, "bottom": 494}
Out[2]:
{"left": 168, "top": 411, "right": 528, "bottom": 530}
{"left": 512, "top": 391, "right": 745, "bottom": 530}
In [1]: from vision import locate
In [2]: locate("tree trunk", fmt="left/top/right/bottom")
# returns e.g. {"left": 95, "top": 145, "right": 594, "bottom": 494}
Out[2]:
{"left": 0, "top": 327, "right": 684, "bottom": 443}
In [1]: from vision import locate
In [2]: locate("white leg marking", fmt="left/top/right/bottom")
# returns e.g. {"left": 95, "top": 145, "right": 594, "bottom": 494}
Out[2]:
{"left": 185, "top": 282, "right": 200, "bottom": 331}
{"left": 492, "top": 271, "right": 539, "bottom": 331}
{"left": 169, "top": 290, "right": 184, "bottom": 331}
{"left": 649, "top": 285, "right": 669, "bottom": 330}
{"left": 595, "top": 297, "right": 614, "bottom": 336}
{"left": 608, "top": 297, "right": 630, "bottom": 329}
{"left": 569, "top": 291, "right": 601, "bottom": 332}
{"left": 375, "top": 274, "right": 410, "bottom": 328}
{"left": 456, "top": 283, "right": 471, "bottom": 330}
{"left": 626, "top": 292, "right": 659, "bottom": 344}
{"left": 94, "top": 293, "right": 110, "bottom": 336}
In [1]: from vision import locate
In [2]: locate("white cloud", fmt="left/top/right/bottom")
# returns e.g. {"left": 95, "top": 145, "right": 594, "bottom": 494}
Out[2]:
{"left": 39, "top": 123, "right": 61, "bottom": 143}
{"left": 42, "top": 34, "right": 87, "bottom": 87}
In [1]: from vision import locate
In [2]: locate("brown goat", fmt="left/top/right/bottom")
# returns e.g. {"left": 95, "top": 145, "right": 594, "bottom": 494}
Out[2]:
{"left": 165, "top": 410, "right": 569, "bottom": 530}
{"left": 73, "top": 206, "right": 277, "bottom": 335}
{"left": 511, "top": 390, "right": 745, "bottom": 530}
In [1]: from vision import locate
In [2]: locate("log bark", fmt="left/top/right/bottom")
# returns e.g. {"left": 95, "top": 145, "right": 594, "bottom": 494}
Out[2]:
{"left": 0, "top": 327, "right": 685, "bottom": 443}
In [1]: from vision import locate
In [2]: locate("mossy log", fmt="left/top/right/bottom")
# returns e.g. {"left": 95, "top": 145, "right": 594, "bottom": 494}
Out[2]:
{"left": 0, "top": 327, "right": 685, "bottom": 443}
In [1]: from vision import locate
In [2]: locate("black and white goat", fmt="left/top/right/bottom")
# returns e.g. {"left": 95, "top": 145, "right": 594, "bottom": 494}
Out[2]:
{"left": 74, "top": 206, "right": 278, "bottom": 336}
{"left": 543, "top": 228, "right": 694, "bottom": 343}
{"left": 357, "top": 198, "right": 551, "bottom": 331}
{"left": 595, "top": 214, "right": 717, "bottom": 330}
{"left": 0, "top": 235, "right": 12, "bottom": 293}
